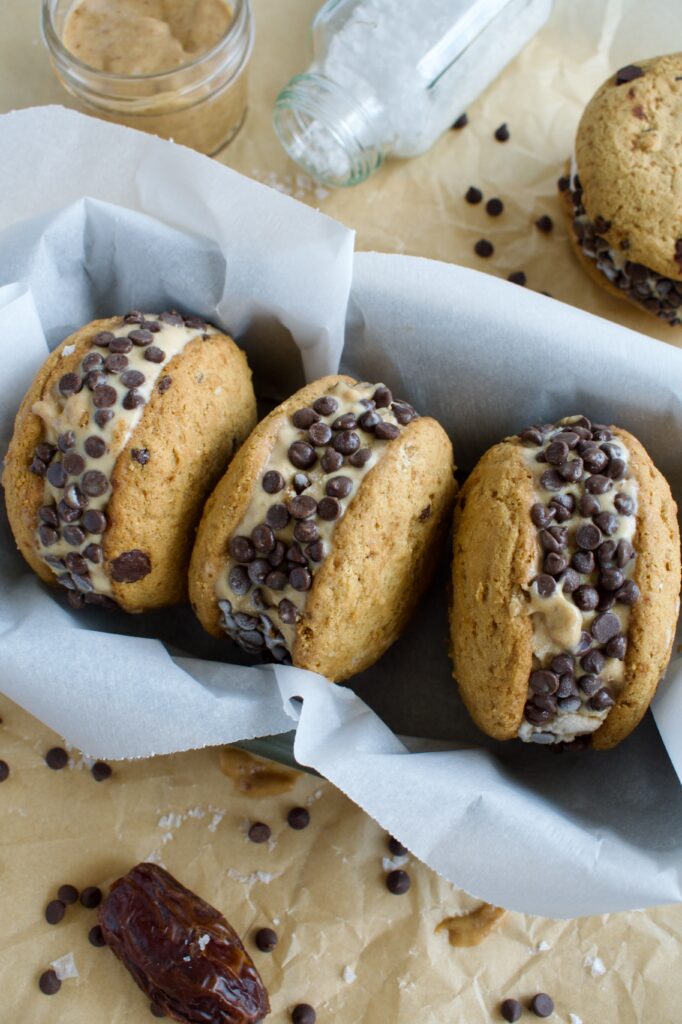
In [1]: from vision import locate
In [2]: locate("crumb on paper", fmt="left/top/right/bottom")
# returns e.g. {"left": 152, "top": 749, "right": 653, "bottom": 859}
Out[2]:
{"left": 382, "top": 854, "right": 408, "bottom": 872}
{"left": 584, "top": 954, "right": 606, "bottom": 977}
{"left": 342, "top": 965, "right": 357, "bottom": 984}
{"left": 198, "top": 934, "right": 210, "bottom": 951}
{"left": 62, "top": 345, "right": 76, "bottom": 356}
{"left": 50, "top": 953, "right": 78, "bottom": 980}
{"left": 227, "top": 868, "right": 277, "bottom": 885}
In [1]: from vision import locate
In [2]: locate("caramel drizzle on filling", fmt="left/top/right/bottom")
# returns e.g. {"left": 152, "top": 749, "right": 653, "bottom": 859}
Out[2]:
{"left": 29, "top": 311, "right": 213, "bottom": 608}
{"left": 215, "top": 380, "right": 418, "bottom": 663}
{"left": 516, "top": 415, "right": 639, "bottom": 746}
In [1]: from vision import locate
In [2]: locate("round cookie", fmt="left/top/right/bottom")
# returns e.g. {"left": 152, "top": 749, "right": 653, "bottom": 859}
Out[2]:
{"left": 3, "top": 311, "right": 256, "bottom": 613}
{"left": 451, "top": 415, "right": 680, "bottom": 750}
{"left": 559, "top": 54, "right": 682, "bottom": 324}
{"left": 190, "top": 375, "right": 457, "bottom": 682}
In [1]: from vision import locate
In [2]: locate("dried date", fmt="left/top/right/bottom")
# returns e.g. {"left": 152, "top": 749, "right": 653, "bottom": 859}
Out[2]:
{"left": 98, "top": 862, "right": 270, "bottom": 1023}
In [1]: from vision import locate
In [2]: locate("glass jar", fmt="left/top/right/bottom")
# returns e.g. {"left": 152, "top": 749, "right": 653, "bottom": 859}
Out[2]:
{"left": 274, "top": 0, "right": 553, "bottom": 187}
{"left": 41, "top": 0, "right": 253, "bottom": 156}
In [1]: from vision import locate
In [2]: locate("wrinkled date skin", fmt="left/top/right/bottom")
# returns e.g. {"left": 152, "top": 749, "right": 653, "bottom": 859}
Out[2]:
{"left": 98, "top": 863, "right": 270, "bottom": 1023}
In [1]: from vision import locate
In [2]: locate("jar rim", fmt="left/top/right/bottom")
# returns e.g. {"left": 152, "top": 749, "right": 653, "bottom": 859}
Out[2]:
{"left": 41, "top": 0, "right": 252, "bottom": 84}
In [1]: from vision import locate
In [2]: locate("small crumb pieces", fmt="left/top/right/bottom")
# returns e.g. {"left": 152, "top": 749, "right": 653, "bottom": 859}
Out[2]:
{"left": 49, "top": 952, "right": 79, "bottom": 980}
{"left": 494, "top": 123, "right": 510, "bottom": 142}
{"left": 342, "top": 965, "right": 357, "bottom": 984}
{"left": 584, "top": 954, "right": 606, "bottom": 977}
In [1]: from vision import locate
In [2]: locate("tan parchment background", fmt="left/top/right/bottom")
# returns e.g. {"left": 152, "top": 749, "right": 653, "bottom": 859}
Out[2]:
{"left": 1, "top": 1, "right": 681, "bottom": 1021}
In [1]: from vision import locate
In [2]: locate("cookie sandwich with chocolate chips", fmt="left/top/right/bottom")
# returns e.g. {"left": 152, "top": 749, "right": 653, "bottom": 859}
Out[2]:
{"left": 560, "top": 54, "right": 682, "bottom": 324}
{"left": 451, "top": 416, "right": 680, "bottom": 749}
{"left": 3, "top": 311, "right": 256, "bottom": 612}
{"left": 189, "top": 375, "right": 456, "bottom": 681}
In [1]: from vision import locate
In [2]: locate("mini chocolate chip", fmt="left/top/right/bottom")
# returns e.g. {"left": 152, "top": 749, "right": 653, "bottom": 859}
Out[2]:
{"left": 388, "top": 835, "right": 407, "bottom": 856}
{"left": 539, "top": 526, "right": 567, "bottom": 552}
{"left": 45, "top": 898, "right": 67, "bottom": 925}
{"left": 94, "top": 330, "right": 115, "bottom": 347}
{"left": 263, "top": 470, "right": 285, "bottom": 494}
{"left": 58, "top": 372, "right": 82, "bottom": 397}
{"left": 520, "top": 427, "right": 544, "bottom": 445}
{"left": 318, "top": 496, "right": 341, "bottom": 521}
{"left": 593, "top": 511, "right": 618, "bottom": 536}
{"left": 38, "top": 525, "right": 58, "bottom": 547}
{"left": 46, "top": 461, "right": 68, "bottom": 488}
{"left": 266, "top": 504, "right": 290, "bottom": 531}
{"left": 508, "top": 271, "right": 527, "bottom": 286}
{"left": 309, "top": 421, "right": 332, "bottom": 446}
{"left": 494, "top": 122, "right": 510, "bottom": 141}
{"left": 474, "top": 238, "right": 494, "bottom": 257}
{"left": 123, "top": 311, "right": 145, "bottom": 324}
{"left": 333, "top": 430, "right": 361, "bottom": 454}
{"left": 56, "top": 431, "right": 75, "bottom": 453}
{"left": 104, "top": 354, "right": 128, "bottom": 374}
{"left": 265, "top": 571, "right": 287, "bottom": 591}
{"left": 534, "top": 574, "right": 556, "bottom": 597}
{"left": 286, "top": 542, "right": 307, "bottom": 565}
{"left": 605, "top": 457, "right": 627, "bottom": 480}
{"left": 550, "top": 653, "right": 574, "bottom": 675}
{"left": 82, "top": 509, "right": 107, "bottom": 534}
{"left": 84, "top": 544, "right": 103, "bottom": 564}
{"left": 80, "top": 886, "right": 102, "bottom": 908}
{"left": 559, "top": 568, "right": 580, "bottom": 592}
{"left": 531, "top": 503, "right": 555, "bottom": 528}
{"left": 319, "top": 448, "right": 343, "bottom": 472}
{"left": 288, "top": 495, "right": 317, "bottom": 519}
{"left": 251, "top": 524, "right": 275, "bottom": 555}
{"left": 313, "top": 395, "right": 339, "bottom": 416}
{"left": 131, "top": 448, "right": 150, "bottom": 466}
{"left": 582, "top": 448, "right": 608, "bottom": 473}
{"left": 529, "top": 670, "right": 559, "bottom": 696}
{"left": 356, "top": 410, "right": 379, "bottom": 432}
{"left": 591, "top": 611, "right": 621, "bottom": 643}
{"left": 230, "top": 536, "right": 255, "bottom": 566}
{"left": 109, "top": 337, "right": 133, "bottom": 354}
{"left": 121, "top": 369, "right": 145, "bottom": 389}
{"left": 452, "top": 112, "right": 468, "bottom": 129}
{"left": 308, "top": 541, "right": 326, "bottom": 562}
{"left": 614, "top": 492, "right": 634, "bottom": 515}
{"left": 289, "top": 441, "right": 317, "bottom": 469}
{"left": 39, "top": 505, "right": 60, "bottom": 527}
{"left": 84, "top": 436, "right": 107, "bottom": 459}
{"left": 29, "top": 457, "right": 48, "bottom": 477}
{"left": 486, "top": 197, "right": 504, "bottom": 216}
{"left": 597, "top": 592, "right": 616, "bottom": 612}
{"left": 255, "top": 927, "right": 278, "bottom": 952}
{"left": 616, "top": 64, "right": 644, "bottom": 85}
{"left": 582, "top": 649, "right": 605, "bottom": 675}
{"left": 289, "top": 567, "right": 312, "bottom": 591}
{"left": 268, "top": 541, "right": 286, "bottom": 567}
{"left": 91, "top": 761, "right": 112, "bottom": 781}
{"left": 576, "top": 523, "right": 602, "bottom": 550}
{"left": 278, "top": 599, "right": 299, "bottom": 624}
{"left": 45, "top": 746, "right": 68, "bottom": 770}
{"left": 332, "top": 413, "right": 358, "bottom": 431}
{"left": 294, "top": 520, "right": 319, "bottom": 544}
{"left": 465, "top": 186, "right": 483, "bottom": 204}
{"left": 81, "top": 470, "right": 108, "bottom": 497}
{"left": 326, "top": 476, "right": 353, "bottom": 499}
{"left": 110, "top": 549, "right": 151, "bottom": 583}
{"left": 544, "top": 553, "right": 568, "bottom": 575}
{"left": 535, "top": 215, "right": 554, "bottom": 234}
{"left": 386, "top": 869, "right": 410, "bottom": 894}
{"left": 559, "top": 458, "right": 583, "bottom": 482}
{"left": 128, "top": 329, "right": 153, "bottom": 346}
{"left": 62, "top": 452, "right": 85, "bottom": 476}
{"left": 144, "top": 346, "right": 166, "bottom": 363}
{"left": 123, "top": 389, "right": 145, "bottom": 410}
{"left": 93, "top": 384, "right": 117, "bottom": 408}
{"left": 589, "top": 689, "right": 615, "bottom": 711}
{"left": 601, "top": 568, "right": 624, "bottom": 591}
{"left": 349, "top": 448, "right": 372, "bottom": 467}
{"left": 292, "top": 1005, "right": 316, "bottom": 1024}
{"left": 248, "top": 822, "right": 271, "bottom": 843}
{"left": 597, "top": 540, "right": 617, "bottom": 568}
{"left": 94, "top": 409, "right": 115, "bottom": 428}
{"left": 585, "top": 474, "right": 612, "bottom": 494}
{"left": 287, "top": 806, "right": 310, "bottom": 830}
{"left": 615, "top": 580, "right": 640, "bottom": 605}
{"left": 158, "top": 375, "right": 173, "bottom": 392}
{"left": 501, "top": 999, "right": 523, "bottom": 1022}
{"left": 292, "top": 408, "right": 320, "bottom": 429}
{"left": 248, "top": 559, "right": 271, "bottom": 585}
{"left": 545, "top": 440, "right": 567, "bottom": 466}
{"left": 58, "top": 884, "right": 78, "bottom": 904}
{"left": 375, "top": 421, "right": 400, "bottom": 440}
{"left": 57, "top": 500, "right": 81, "bottom": 523}
{"left": 573, "top": 585, "right": 599, "bottom": 611}
{"left": 540, "top": 469, "right": 564, "bottom": 491}
{"left": 606, "top": 635, "right": 627, "bottom": 659}
{"left": 557, "top": 674, "right": 579, "bottom": 699}
{"left": 89, "top": 924, "right": 106, "bottom": 947}
{"left": 39, "top": 969, "right": 61, "bottom": 995}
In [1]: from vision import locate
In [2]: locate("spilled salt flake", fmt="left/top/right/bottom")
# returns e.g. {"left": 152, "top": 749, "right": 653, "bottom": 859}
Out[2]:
{"left": 569, "top": 1015, "right": 583, "bottom": 1024}
{"left": 342, "top": 965, "right": 357, "bottom": 984}
{"left": 198, "top": 934, "right": 210, "bottom": 952}
{"left": 382, "top": 855, "right": 408, "bottom": 872}
{"left": 62, "top": 345, "right": 76, "bottom": 356}
{"left": 227, "top": 868, "right": 277, "bottom": 885}
{"left": 207, "top": 812, "right": 224, "bottom": 833}
{"left": 584, "top": 955, "right": 606, "bottom": 977}
{"left": 50, "top": 953, "right": 78, "bottom": 980}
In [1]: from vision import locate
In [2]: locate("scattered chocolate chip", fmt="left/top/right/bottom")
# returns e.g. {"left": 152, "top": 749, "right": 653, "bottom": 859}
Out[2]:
{"left": 158, "top": 375, "right": 173, "bottom": 393}
{"left": 465, "top": 186, "right": 483, "bottom": 204}
{"left": 615, "top": 580, "right": 640, "bottom": 605}
{"left": 614, "top": 492, "right": 634, "bottom": 515}
{"left": 263, "top": 470, "right": 285, "bottom": 494}
{"left": 486, "top": 198, "right": 504, "bottom": 216}
{"left": 289, "top": 567, "right": 312, "bottom": 591}
{"left": 616, "top": 64, "right": 644, "bottom": 85}
{"left": 474, "top": 239, "right": 494, "bottom": 257}
{"left": 29, "top": 457, "right": 48, "bottom": 477}
{"left": 287, "top": 807, "right": 310, "bottom": 830}
{"left": 386, "top": 869, "right": 410, "bottom": 895}
{"left": 501, "top": 999, "right": 523, "bottom": 1022}
{"left": 128, "top": 329, "right": 153, "bottom": 346}
{"left": 308, "top": 541, "right": 325, "bottom": 562}
{"left": 494, "top": 123, "right": 510, "bottom": 141}
{"left": 529, "top": 670, "right": 559, "bottom": 696}
{"left": 606, "top": 635, "right": 627, "bottom": 660}
{"left": 38, "top": 525, "right": 58, "bottom": 547}
{"left": 38, "top": 969, "right": 61, "bottom": 995}
{"left": 267, "top": 504, "right": 291, "bottom": 531}
{"left": 123, "top": 389, "right": 145, "bottom": 410}
{"left": 103, "top": 354, "right": 128, "bottom": 375}
{"left": 375, "top": 421, "right": 400, "bottom": 440}
{"left": 288, "top": 495, "right": 317, "bottom": 519}
{"left": 252, "top": 524, "right": 276, "bottom": 555}
{"left": 255, "top": 927, "right": 278, "bottom": 952}
{"left": 318, "top": 496, "right": 341, "bottom": 521}
{"left": 58, "top": 372, "right": 82, "bottom": 397}
{"left": 535, "top": 215, "right": 553, "bottom": 234}
{"left": 144, "top": 346, "right": 166, "bottom": 363}
{"left": 0, "top": 760, "right": 8, "bottom": 782}
{"left": 94, "top": 331, "right": 115, "bottom": 347}
{"left": 45, "top": 746, "right": 68, "bottom": 770}
{"left": 333, "top": 429, "right": 361, "bottom": 454}
{"left": 265, "top": 571, "right": 287, "bottom": 591}
{"left": 279, "top": 599, "right": 299, "bottom": 624}
{"left": 80, "top": 886, "right": 103, "bottom": 908}
{"left": 508, "top": 271, "right": 526, "bottom": 286}
{"left": 388, "top": 836, "right": 407, "bottom": 856}
{"left": 534, "top": 574, "right": 556, "bottom": 597}
{"left": 91, "top": 761, "right": 112, "bottom": 782}
{"left": 45, "top": 899, "right": 66, "bottom": 924}
{"left": 248, "top": 559, "right": 270, "bottom": 586}
{"left": 292, "top": 408, "right": 319, "bottom": 429}
{"left": 590, "top": 688, "right": 615, "bottom": 711}
{"left": 46, "top": 461, "right": 68, "bottom": 488}
{"left": 312, "top": 395, "right": 338, "bottom": 416}
{"left": 121, "top": 369, "right": 146, "bottom": 389}
{"left": 109, "top": 337, "right": 133, "bottom": 354}
{"left": 93, "top": 384, "right": 117, "bottom": 408}
{"left": 576, "top": 523, "right": 602, "bottom": 550}
{"left": 349, "top": 448, "right": 372, "bottom": 467}
{"left": 289, "top": 441, "right": 317, "bottom": 469}
{"left": 292, "top": 1004, "right": 316, "bottom": 1024}
{"left": 591, "top": 612, "right": 621, "bottom": 643}
{"left": 573, "top": 585, "right": 599, "bottom": 611}
{"left": 585, "top": 474, "right": 612, "bottom": 494}
{"left": 95, "top": 409, "right": 115, "bottom": 428}
{"left": 452, "top": 113, "right": 468, "bottom": 129}
{"left": 123, "top": 311, "right": 145, "bottom": 324}
{"left": 58, "top": 884, "right": 79, "bottom": 904}
{"left": 83, "top": 436, "right": 106, "bottom": 459}
{"left": 294, "top": 520, "right": 319, "bottom": 544}
{"left": 150, "top": 1003, "right": 166, "bottom": 1018}
{"left": 540, "top": 469, "right": 564, "bottom": 491}
{"left": 326, "top": 476, "right": 353, "bottom": 499}
{"left": 83, "top": 509, "right": 107, "bottom": 534}
{"left": 89, "top": 924, "right": 106, "bottom": 947}
{"left": 110, "top": 549, "right": 152, "bottom": 583}
{"left": 248, "top": 822, "right": 271, "bottom": 844}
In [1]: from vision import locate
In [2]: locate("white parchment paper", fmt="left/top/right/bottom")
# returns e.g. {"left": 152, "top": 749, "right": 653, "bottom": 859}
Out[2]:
{"left": 0, "top": 106, "right": 681, "bottom": 918}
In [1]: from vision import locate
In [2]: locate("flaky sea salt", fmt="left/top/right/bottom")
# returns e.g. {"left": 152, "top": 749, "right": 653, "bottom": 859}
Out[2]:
{"left": 584, "top": 954, "right": 606, "bottom": 977}
{"left": 227, "top": 868, "right": 277, "bottom": 885}
{"left": 198, "top": 934, "right": 211, "bottom": 951}
{"left": 569, "top": 1014, "right": 583, "bottom": 1024}
{"left": 342, "top": 965, "right": 357, "bottom": 984}
{"left": 62, "top": 344, "right": 76, "bottom": 356}
{"left": 207, "top": 811, "right": 224, "bottom": 833}
{"left": 382, "top": 855, "right": 408, "bottom": 872}
{"left": 50, "top": 953, "right": 79, "bottom": 980}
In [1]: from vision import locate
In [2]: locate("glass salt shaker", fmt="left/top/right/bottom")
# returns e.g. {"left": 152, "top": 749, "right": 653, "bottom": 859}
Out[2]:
{"left": 274, "top": 0, "right": 553, "bottom": 186}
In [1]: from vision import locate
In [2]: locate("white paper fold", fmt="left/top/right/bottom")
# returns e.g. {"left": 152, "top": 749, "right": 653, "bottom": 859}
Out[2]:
{"left": 0, "top": 107, "right": 681, "bottom": 917}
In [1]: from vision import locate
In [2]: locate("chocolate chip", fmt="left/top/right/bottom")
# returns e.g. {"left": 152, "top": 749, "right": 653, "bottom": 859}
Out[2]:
{"left": 313, "top": 395, "right": 339, "bottom": 416}
{"left": 557, "top": 674, "right": 579, "bottom": 699}
{"left": 80, "top": 886, "right": 102, "bottom": 908}
{"left": 248, "top": 822, "right": 271, "bottom": 843}
{"left": 279, "top": 599, "right": 299, "bottom": 624}
{"left": 520, "top": 427, "right": 544, "bottom": 446}
{"left": 535, "top": 215, "right": 553, "bottom": 234}
{"left": 29, "top": 457, "right": 48, "bottom": 477}
{"left": 268, "top": 541, "right": 286, "bottom": 567}
{"left": 544, "top": 553, "right": 568, "bottom": 575}
{"left": 597, "top": 540, "right": 617, "bottom": 568}
{"left": 581, "top": 649, "right": 605, "bottom": 675}
{"left": 326, "top": 476, "right": 353, "bottom": 499}
{"left": 585, "top": 474, "right": 612, "bottom": 494}
{"left": 529, "top": 670, "right": 559, "bottom": 696}
{"left": 45, "top": 898, "right": 66, "bottom": 924}
{"left": 582, "top": 448, "right": 608, "bottom": 473}
{"left": 82, "top": 509, "right": 107, "bottom": 534}
{"left": 612, "top": 492, "right": 634, "bottom": 517}
{"left": 576, "top": 523, "right": 602, "bottom": 550}
{"left": 308, "top": 541, "right": 326, "bottom": 562}
{"left": 318, "top": 496, "right": 341, "bottom": 521}
{"left": 332, "top": 413, "right": 358, "bottom": 431}
{"left": 264, "top": 504, "right": 288, "bottom": 531}
{"left": 0, "top": 760, "right": 8, "bottom": 782}
{"left": 94, "top": 409, "right": 115, "bottom": 428}
{"left": 559, "top": 568, "right": 580, "bottom": 592}
{"left": 465, "top": 186, "right": 483, "bottom": 204}
{"left": 601, "top": 568, "right": 624, "bottom": 591}
{"left": 159, "top": 311, "right": 184, "bottom": 325}
{"left": 374, "top": 421, "right": 400, "bottom": 440}
{"left": 597, "top": 592, "right": 616, "bottom": 612}
{"left": 333, "top": 430, "right": 361, "bottom": 454}
{"left": 81, "top": 470, "right": 108, "bottom": 497}
{"left": 349, "top": 448, "right": 372, "bottom": 467}
{"left": 144, "top": 346, "right": 166, "bottom": 363}
{"left": 248, "top": 559, "right": 271, "bottom": 585}
{"left": 104, "top": 354, "right": 128, "bottom": 374}
{"left": 81, "top": 436, "right": 105, "bottom": 460}
{"left": 289, "top": 441, "right": 317, "bottom": 469}
{"left": 289, "top": 567, "right": 312, "bottom": 591}
{"left": 293, "top": 472, "right": 311, "bottom": 493}
{"left": 589, "top": 689, "right": 615, "bottom": 711}
{"left": 452, "top": 113, "right": 468, "bottom": 129}
{"left": 123, "top": 311, "right": 145, "bottom": 324}
{"left": 158, "top": 375, "right": 173, "bottom": 392}
{"left": 265, "top": 571, "right": 287, "bottom": 591}
{"left": 255, "top": 927, "right": 277, "bottom": 952}
{"left": 309, "top": 421, "right": 332, "bottom": 445}
{"left": 58, "top": 372, "right": 82, "bottom": 396}
{"left": 249, "top": 524, "right": 274, "bottom": 556}
{"left": 508, "top": 271, "right": 527, "bottom": 286}
{"left": 294, "top": 520, "right": 319, "bottom": 544}
{"left": 58, "top": 884, "right": 78, "bottom": 904}
{"left": 292, "top": 408, "right": 320, "bottom": 429}
{"left": 56, "top": 431, "right": 75, "bottom": 453}
{"left": 550, "top": 653, "right": 574, "bottom": 675}
{"left": 539, "top": 526, "right": 567, "bottom": 552}
{"left": 44, "top": 744, "right": 69, "bottom": 771}
{"left": 534, "top": 574, "right": 556, "bottom": 597}
{"left": 57, "top": 500, "right": 81, "bottom": 523}
{"left": 46, "top": 461, "right": 67, "bottom": 488}
{"left": 94, "top": 331, "right": 115, "bottom": 347}
{"left": 292, "top": 1005, "right": 316, "bottom": 1024}
{"left": 84, "top": 544, "right": 103, "bottom": 564}
{"left": 128, "top": 329, "right": 153, "bottom": 346}
{"left": 121, "top": 369, "right": 146, "bottom": 389}
{"left": 591, "top": 612, "right": 621, "bottom": 643}
{"left": 615, "top": 580, "right": 640, "bottom": 605}
{"left": 573, "top": 585, "right": 599, "bottom": 611}
{"left": 93, "top": 384, "right": 117, "bottom": 408}
{"left": 184, "top": 315, "right": 206, "bottom": 330}
{"left": 287, "top": 806, "right": 310, "bottom": 830}
{"left": 109, "top": 336, "right": 133, "bottom": 354}
{"left": 288, "top": 495, "right": 317, "bottom": 519}
{"left": 91, "top": 761, "right": 112, "bottom": 782}
{"left": 263, "top": 470, "right": 285, "bottom": 494}
{"left": 110, "top": 549, "right": 151, "bottom": 583}
{"left": 494, "top": 123, "right": 510, "bottom": 141}
{"left": 89, "top": 924, "right": 106, "bottom": 947}
{"left": 286, "top": 543, "right": 307, "bottom": 565}
{"left": 616, "top": 64, "right": 644, "bottom": 85}
{"left": 38, "top": 969, "right": 61, "bottom": 995}
{"left": 386, "top": 869, "right": 410, "bottom": 894}
{"left": 559, "top": 458, "right": 583, "bottom": 482}
{"left": 123, "top": 389, "right": 145, "bottom": 410}
{"left": 540, "top": 469, "right": 564, "bottom": 491}
{"left": 388, "top": 835, "right": 407, "bottom": 856}
{"left": 606, "top": 635, "right": 627, "bottom": 659}
{"left": 486, "top": 197, "right": 504, "bottom": 216}
{"left": 39, "top": 505, "right": 60, "bottom": 528}
{"left": 38, "top": 525, "right": 58, "bottom": 547}
{"left": 65, "top": 553, "right": 89, "bottom": 577}
{"left": 531, "top": 504, "right": 555, "bottom": 528}
{"left": 501, "top": 999, "right": 523, "bottom": 1022}
{"left": 474, "top": 239, "right": 494, "bottom": 257}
